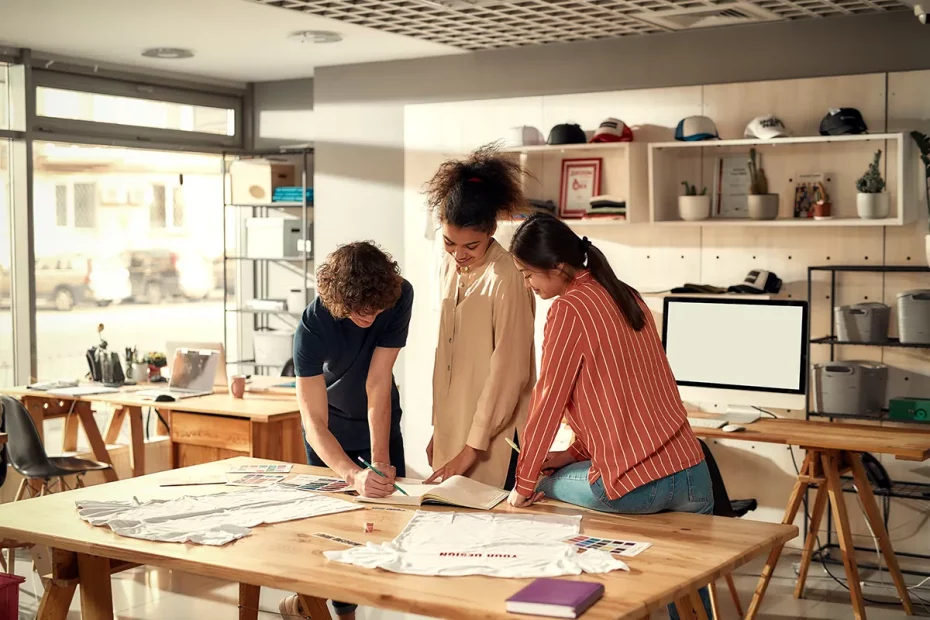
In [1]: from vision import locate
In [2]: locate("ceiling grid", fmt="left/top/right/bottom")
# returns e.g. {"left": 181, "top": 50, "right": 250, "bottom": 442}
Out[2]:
{"left": 253, "top": 0, "right": 908, "bottom": 51}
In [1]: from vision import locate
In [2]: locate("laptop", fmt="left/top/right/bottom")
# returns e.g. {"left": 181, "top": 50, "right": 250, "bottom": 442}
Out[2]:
{"left": 165, "top": 341, "right": 228, "bottom": 390}
{"left": 137, "top": 349, "right": 222, "bottom": 401}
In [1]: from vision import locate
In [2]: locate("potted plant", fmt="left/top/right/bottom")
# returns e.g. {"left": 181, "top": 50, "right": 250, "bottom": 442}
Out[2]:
{"left": 678, "top": 181, "right": 709, "bottom": 221}
{"left": 813, "top": 182, "right": 832, "bottom": 219}
{"left": 856, "top": 150, "right": 889, "bottom": 219}
{"left": 747, "top": 148, "right": 778, "bottom": 220}
{"left": 143, "top": 351, "right": 168, "bottom": 382}
{"left": 911, "top": 131, "right": 930, "bottom": 267}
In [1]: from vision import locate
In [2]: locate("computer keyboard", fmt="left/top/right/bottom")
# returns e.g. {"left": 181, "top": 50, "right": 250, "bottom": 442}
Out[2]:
{"left": 687, "top": 417, "right": 728, "bottom": 429}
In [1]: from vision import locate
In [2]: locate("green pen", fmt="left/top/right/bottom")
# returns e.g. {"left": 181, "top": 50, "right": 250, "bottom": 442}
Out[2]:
{"left": 357, "top": 456, "right": 409, "bottom": 496}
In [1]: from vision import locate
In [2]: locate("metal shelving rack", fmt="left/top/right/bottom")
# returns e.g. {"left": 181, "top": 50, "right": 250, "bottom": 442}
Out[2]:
{"left": 222, "top": 147, "right": 314, "bottom": 375}
{"left": 806, "top": 264, "right": 930, "bottom": 576}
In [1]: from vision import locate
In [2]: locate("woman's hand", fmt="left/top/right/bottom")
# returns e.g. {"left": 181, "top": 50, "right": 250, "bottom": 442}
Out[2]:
{"left": 425, "top": 445, "right": 477, "bottom": 483}
{"left": 508, "top": 488, "right": 545, "bottom": 508}
{"left": 541, "top": 450, "right": 575, "bottom": 474}
{"left": 426, "top": 435, "right": 434, "bottom": 467}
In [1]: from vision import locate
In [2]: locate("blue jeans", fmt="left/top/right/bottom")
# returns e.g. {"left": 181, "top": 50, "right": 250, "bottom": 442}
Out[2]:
{"left": 539, "top": 461, "right": 714, "bottom": 620}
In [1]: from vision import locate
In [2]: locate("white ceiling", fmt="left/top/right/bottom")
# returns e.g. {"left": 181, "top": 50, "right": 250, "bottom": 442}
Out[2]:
{"left": 0, "top": 0, "right": 463, "bottom": 83}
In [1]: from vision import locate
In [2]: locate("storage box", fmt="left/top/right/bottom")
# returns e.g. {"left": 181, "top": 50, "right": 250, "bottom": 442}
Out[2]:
{"left": 254, "top": 330, "right": 294, "bottom": 367}
{"left": 230, "top": 160, "right": 296, "bottom": 205}
{"left": 812, "top": 360, "right": 887, "bottom": 417}
{"left": 897, "top": 290, "right": 930, "bottom": 344}
{"left": 834, "top": 302, "right": 890, "bottom": 343}
{"left": 246, "top": 218, "right": 305, "bottom": 258}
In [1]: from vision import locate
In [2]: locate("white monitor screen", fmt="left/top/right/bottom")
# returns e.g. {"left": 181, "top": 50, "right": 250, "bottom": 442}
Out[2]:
{"left": 663, "top": 298, "right": 808, "bottom": 394}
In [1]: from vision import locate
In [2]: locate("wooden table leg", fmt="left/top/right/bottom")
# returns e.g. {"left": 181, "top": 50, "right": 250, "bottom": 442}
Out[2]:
{"left": 103, "top": 407, "right": 128, "bottom": 444}
{"left": 795, "top": 483, "right": 829, "bottom": 599}
{"left": 36, "top": 581, "right": 77, "bottom": 620}
{"left": 298, "top": 594, "right": 332, "bottom": 619}
{"left": 690, "top": 589, "right": 709, "bottom": 620}
{"left": 127, "top": 407, "right": 145, "bottom": 477}
{"left": 725, "top": 574, "right": 743, "bottom": 616}
{"left": 76, "top": 553, "right": 113, "bottom": 620}
{"left": 849, "top": 452, "right": 914, "bottom": 615}
{"left": 76, "top": 404, "right": 118, "bottom": 482}
{"left": 822, "top": 451, "right": 866, "bottom": 620}
{"left": 708, "top": 581, "right": 720, "bottom": 620}
{"left": 62, "top": 411, "right": 80, "bottom": 453}
{"left": 745, "top": 452, "right": 812, "bottom": 619}
{"left": 239, "top": 583, "right": 260, "bottom": 620}
{"left": 675, "top": 594, "right": 699, "bottom": 620}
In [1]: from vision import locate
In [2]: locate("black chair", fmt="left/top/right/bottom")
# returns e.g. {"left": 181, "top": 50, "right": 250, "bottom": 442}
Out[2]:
{"left": 281, "top": 358, "right": 296, "bottom": 377}
{"left": 700, "top": 439, "right": 758, "bottom": 618}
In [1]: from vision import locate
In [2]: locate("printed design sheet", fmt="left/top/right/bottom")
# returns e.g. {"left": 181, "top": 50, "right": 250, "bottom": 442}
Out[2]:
{"left": 279, "top": 474, "right": 351, "bottom": 493}
{"left": 325, "top": 511, "right": 628, "bottom": 578}
{"left": 77, "top": 487, "right": 362, "bottom": 545}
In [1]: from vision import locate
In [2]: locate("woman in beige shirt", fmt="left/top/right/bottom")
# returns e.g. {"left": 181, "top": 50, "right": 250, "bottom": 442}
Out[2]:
{"left": 424, "top": 146, "right": 536, "bottom": 489}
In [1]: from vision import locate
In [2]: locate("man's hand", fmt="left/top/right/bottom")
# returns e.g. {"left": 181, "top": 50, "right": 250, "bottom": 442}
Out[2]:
{"left": 371, "top": 461, "right": 396, "bottom": 487}
{"left": 541, "top": 450, "right": 575, "bottom": 474}
{"left": 508, "top": 488, "right": 545, "bottom": 508}
{"left": 426, "top": 435, "right": 434, "bottom": 467}
{"left": 347, "top": 468, "right": 395, "bottom": 498}
{"left": 424, "top": 445, "right": 477, "bottom": 484}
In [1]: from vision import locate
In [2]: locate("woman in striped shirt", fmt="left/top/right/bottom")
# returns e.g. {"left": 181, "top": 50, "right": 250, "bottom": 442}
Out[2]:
{"left": 506, "top": 213, "right": 712, "bottom": 618}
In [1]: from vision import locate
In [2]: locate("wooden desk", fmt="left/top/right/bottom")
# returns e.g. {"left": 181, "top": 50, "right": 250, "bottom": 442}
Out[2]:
{"left": 0, "top": 457, "right": 797, "bottom": 620}
{"left": 0, "top": 432, "right": 6, "bottom": 445}
{"left": 691, "top": 415, "right": 930, "bottom": 619}
{"left": 0, "top": 387, "right": 306, "bottom": 480}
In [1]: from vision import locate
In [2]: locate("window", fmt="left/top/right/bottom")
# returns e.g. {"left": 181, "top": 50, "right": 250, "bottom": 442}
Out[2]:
{"left": 0, "top": 64, "right": 8, "bottom": 131}
{"left": 33, "top": 142, "right": 224, "bottom": 380}
{"left": 55, "top": 184, "right": 67, "bottom": 226}
{"left": 74, "top": 182, "right": 97, "bottom": 229}
{"left": 0, "top": 140, "right": 12, "bottom": 386}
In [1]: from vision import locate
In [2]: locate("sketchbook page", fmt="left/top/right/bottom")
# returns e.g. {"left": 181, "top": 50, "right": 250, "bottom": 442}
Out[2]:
{"left": 355, "top": 482, "right": 434, "bottom": 506}
{"left": 426, "top": 475, "right": 509, "bottom": 510}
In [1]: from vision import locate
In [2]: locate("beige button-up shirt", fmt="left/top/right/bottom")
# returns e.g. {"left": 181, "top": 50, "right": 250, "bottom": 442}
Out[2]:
{"left": 432, "top": 239, "right": 536, "bottom": 488}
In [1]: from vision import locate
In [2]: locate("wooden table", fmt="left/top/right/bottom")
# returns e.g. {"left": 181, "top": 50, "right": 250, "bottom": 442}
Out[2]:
{"left": 0, "top": 386, "right": 305, "bottom": 481}
{"left": 0, "top": 457, "right": 797, "bottom": 620}
{"left": 691, "top": 415, "right": 930, "bottom": 620}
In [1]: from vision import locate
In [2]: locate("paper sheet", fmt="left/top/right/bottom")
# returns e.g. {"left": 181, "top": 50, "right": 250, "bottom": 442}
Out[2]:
{"left": 77, "top": 487, "right": 363, "bottom": 545}
{"left": 325, "top": 511, "right": 628, "bottom": 578}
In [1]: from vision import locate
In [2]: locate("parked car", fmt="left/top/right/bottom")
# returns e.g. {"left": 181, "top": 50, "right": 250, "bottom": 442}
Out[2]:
{"left": 122, "top": 250, "right": 181, "bottom": 304}
{"left": 86, "top": 256, "right": 132, "bottom": 307}
{"left": 176, "top": 253, "right": 215, "bottom": 300}
{"left": 0, "top": 256, "right": 130, "bottom": 311}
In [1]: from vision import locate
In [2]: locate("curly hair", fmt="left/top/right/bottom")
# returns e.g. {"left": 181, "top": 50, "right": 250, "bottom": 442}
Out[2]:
{"left": 316, "top": 242, "right": 402, "bottom": 319}
{"left": 424, "top": 143, "right": 528, "bottom": 233}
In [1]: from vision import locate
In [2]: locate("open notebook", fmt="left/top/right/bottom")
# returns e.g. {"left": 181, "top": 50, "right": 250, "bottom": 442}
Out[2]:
{"left": 356, "top": 475, "right": 508, "bottom": 510}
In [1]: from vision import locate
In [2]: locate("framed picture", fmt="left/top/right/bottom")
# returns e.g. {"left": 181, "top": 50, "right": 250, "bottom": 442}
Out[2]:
{"left": 559, "top": 158, "right": 602, "bottom": 219}
{"left": 712, "top": 155, "right": 750, "bottom": 218}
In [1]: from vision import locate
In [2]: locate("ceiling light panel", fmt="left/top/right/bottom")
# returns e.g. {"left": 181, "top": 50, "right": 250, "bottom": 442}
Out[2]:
{"left": 251, "top": 0, "right": 909, "bottom": 51}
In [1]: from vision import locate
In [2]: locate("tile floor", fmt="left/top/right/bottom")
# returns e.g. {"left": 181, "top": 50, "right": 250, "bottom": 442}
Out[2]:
{"left": 10, "top": 549, "right": 929, "bottom": 619}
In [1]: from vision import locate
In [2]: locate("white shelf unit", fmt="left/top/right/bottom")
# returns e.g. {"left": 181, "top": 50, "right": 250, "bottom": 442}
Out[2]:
{"left": 502, "top": 142, "right": 648, "bottom": 225}
{"left": 648, "top": 132, "right": 915, "bottom": 226}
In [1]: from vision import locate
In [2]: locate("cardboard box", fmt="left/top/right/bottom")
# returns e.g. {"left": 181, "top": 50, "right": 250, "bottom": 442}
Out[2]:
{"left": 230, "top": 159, "right": 296, "bottom": 205}
{"left": 245, "top": 218, "right": 305, "bottom": 258}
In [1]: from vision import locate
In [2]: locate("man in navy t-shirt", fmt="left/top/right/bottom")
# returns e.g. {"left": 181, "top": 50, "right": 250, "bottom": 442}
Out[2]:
{"left": 282, "top": 242, "right": 413, "bottom": 619}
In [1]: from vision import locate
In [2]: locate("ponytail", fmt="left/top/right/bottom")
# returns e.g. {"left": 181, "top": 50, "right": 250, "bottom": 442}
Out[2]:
{"left": 510, "top": 214, "right": 646, "bottom": 332}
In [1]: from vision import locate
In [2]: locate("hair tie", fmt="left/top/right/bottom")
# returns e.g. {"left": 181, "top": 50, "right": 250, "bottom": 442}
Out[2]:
{"left": 467, "top": 177, "right": 482, "bottom": 183}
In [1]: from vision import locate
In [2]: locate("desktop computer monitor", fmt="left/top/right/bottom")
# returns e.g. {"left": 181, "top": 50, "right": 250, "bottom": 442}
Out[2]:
{"left": 662, "top": 297, "right": 809, "bottom": 412}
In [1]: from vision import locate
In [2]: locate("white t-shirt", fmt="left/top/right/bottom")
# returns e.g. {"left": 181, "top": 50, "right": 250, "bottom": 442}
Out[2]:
{"left": 325, "top": 510, "right": 628, "bottom": 578}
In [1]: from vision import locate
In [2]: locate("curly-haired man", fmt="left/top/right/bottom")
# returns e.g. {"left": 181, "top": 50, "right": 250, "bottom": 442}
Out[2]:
{"left": 283, "top": 242, "right": 413, "bottom": 618}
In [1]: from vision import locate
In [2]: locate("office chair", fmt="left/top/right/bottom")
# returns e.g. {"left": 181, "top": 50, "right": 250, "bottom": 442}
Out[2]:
{"left": 700, "top": 439, "right": 758, "bottom": 619}
{"left": 281, "top": 358, "right": 296, "bottom": 377}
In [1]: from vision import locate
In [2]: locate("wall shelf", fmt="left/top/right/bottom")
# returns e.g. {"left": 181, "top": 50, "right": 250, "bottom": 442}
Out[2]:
{"left": 648, "top": 132, "right": 914, "bottom": 226}
{"left": 501, "top": 142, "right": 634, "bottom": 155}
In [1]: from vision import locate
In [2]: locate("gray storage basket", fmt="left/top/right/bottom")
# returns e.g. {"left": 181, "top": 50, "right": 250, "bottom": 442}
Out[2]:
{"left": 812, "top": 360, "right": 888, "bottom": 417}
{"left": 834, "top": 302, "right": 891, "bottom": 343}
{"left": 897, "top": 290, "right": 930, "bottom": 344}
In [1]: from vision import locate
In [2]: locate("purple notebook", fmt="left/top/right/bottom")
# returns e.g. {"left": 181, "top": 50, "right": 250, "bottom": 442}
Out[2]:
{"left": 506, "top": 578, "right": 604, "bottom": 618}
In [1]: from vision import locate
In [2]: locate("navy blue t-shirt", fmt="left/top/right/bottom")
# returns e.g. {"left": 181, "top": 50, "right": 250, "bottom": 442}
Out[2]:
{"left": 293, "top": 279, "right": 413, "bottom": 451}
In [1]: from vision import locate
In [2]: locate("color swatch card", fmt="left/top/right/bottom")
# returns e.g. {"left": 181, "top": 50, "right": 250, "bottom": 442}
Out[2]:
{"left": 280, "top": 474, "right": 351, "bottom": 493}
{"left": 227, "top": 464, "right": 293, "bottom": 474}
{"left": 226, "top": 474, "right": 288, "bottom": 488}
{"left": 565, "top": 535, "right": 652, "bottom": 558}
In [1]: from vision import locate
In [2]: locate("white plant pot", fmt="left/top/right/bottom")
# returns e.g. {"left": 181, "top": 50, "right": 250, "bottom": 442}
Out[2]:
{"left": 857, "top": 192, "right": 890, "bottom": 219}
{"left": 748, "top": 194, "right": 779, "bottom": 220}
{"left": 678, "top": 195, "right": 711, "bottom": 221}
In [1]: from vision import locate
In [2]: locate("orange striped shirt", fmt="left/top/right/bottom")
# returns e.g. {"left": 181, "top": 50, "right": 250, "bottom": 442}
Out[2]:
{"left": 515, "top": 271, "right": 704, "bottom": 500}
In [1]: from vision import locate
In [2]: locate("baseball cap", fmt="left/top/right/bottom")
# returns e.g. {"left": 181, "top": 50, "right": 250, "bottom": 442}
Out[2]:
{"left": 674, "top": 116, "right": 719, "bottom": 141}
{"left": 591, "top": 118, "right": 633, "bottom": 143}
{"left": 727, "top": 269, "right": 783, "bottom": 294}
{"left": 819, "top": 108, "right": 868, "bottom": 136}
{"left": 507, "top": 126, "right": 544, "bottom": 147}
{"left": 744, "top": 115, "right": 790, "bottom": 140}
{"left": 547, "top": 123, "right": 587, "bottom": 145}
